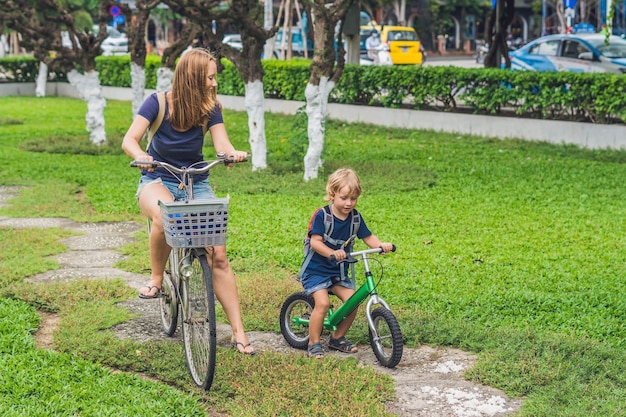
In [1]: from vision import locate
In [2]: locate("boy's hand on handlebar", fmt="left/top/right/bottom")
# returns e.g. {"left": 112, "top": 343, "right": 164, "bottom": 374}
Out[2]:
{"left": 331, "top": 249, "right": 347, "bottom": 262}
{"left": 380, "top": 242, "right": 394, "bottom": 253}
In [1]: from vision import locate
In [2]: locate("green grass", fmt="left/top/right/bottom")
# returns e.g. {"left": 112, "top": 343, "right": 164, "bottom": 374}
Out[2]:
{"left": 1, "top": 96, "right": 626, "bottom": 416}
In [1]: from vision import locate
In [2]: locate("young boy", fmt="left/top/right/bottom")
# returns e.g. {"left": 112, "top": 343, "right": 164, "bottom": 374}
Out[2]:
{"left": 299, "top": 168, "right": 393, "bottom": 359}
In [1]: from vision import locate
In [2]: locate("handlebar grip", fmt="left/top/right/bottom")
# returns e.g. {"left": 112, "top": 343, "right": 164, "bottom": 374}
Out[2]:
{"left": 225, "top": 154, "right": 251, "bottom": 163}
{"left": 130, "top": 160, "right": 158, "bottom": 167}
{"left": 328, "top": 244, "right": 396, "bottom": 262}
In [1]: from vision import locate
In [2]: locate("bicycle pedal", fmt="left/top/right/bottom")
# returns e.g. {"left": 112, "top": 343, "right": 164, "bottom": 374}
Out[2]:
{"left": 185, "top": 317, "right": 209, "bottom": 325}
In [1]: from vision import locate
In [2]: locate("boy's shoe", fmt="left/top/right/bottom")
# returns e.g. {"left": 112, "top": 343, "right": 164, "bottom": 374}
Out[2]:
{"left": 329, "top": 336, "right": 358, "bottom": 353}
{"left": 308, "top": 342, "right": 324, "bottom": 359}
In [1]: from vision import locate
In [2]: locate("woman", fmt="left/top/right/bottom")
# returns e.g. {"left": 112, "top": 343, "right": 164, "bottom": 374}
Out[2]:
{"left": 121, "top": 49, "right": 255, "bottom": 355}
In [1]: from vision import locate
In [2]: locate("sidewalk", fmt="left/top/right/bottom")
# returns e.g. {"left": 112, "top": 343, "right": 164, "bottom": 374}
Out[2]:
{"left": 1, "top": 82, "right": 624, "bottom": 150}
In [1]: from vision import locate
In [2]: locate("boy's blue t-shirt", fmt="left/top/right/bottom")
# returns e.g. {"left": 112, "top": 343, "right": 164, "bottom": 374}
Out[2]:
{"left": 303, "top": 207, "right": 372, "bottom": 278}
{"left": 137, "top": 92, "right": 224, "bottom": 183}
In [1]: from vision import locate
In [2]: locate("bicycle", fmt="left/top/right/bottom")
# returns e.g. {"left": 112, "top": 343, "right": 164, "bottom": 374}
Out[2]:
{"left": 130, "top": 152, "right": 245, "bottom": 390}
{"left": 279, "top": 246, "right": 403, "bottom": 368}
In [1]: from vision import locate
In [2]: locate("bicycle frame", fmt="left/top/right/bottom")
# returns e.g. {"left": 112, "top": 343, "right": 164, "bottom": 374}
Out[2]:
{"left": 134, "top": 152, "right": 234, "bottom": 281}
{"left": 131, "top": 152, "right": 233, "bottom": 201}
{"left": 131, "top": 152, "right": 245, "bottom": 389}
{"left": 280, "top": 245, "right": 402, "bottom": 367}
{"left": 293, "top": 248, "right": 393, "bottom": 332}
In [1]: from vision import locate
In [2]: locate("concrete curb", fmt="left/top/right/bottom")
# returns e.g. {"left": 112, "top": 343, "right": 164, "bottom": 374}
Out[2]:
{"left": 1, "top": 82, "right": 625, "bottom": 150}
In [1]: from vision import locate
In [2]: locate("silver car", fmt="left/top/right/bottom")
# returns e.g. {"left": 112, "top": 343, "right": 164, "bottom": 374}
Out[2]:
{"left": 101, "top": 34, "right": 128, "bottom": 56}
{"left": 510, "top": 33, "right": 626, "bottom": 74}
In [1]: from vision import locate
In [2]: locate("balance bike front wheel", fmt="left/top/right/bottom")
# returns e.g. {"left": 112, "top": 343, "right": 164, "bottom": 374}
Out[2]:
{"left": 368, "top": 307, "right": 403, "bottom": 368}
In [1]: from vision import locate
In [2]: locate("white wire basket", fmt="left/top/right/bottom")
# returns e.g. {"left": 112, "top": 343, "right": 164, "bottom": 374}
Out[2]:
{"left": 159, "top": 197, "right": 229, "bottom": 248}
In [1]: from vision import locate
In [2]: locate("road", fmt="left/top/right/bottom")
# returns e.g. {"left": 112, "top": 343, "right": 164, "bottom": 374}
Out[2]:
{"left": 424, "top": 54, "right": 481, "bottom": 68}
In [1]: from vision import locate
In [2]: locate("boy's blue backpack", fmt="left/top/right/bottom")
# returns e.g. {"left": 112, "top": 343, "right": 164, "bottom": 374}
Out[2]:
{"left": 297, "top": 204, "right": 361, "bottom": 281}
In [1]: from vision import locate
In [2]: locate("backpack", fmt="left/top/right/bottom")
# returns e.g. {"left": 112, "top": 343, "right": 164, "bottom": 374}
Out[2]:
{"left": 145, "top": 91, "right": 166, "bottom": 151}
{"left": 297, "top": 205, "right": 361, "bottom": 281}
{"left": 144, "top": 91, "right": 208, "bottom": 151}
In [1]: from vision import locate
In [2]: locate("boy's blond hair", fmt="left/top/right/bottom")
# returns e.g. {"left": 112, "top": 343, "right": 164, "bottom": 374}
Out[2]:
{"left": 324, "top": 168, "right": 362, "bottom": 202}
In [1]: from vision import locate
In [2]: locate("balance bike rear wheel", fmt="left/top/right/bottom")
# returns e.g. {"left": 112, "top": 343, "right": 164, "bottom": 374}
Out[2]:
{"left": 279, "top": 292, "right": 314, "bottom": 350}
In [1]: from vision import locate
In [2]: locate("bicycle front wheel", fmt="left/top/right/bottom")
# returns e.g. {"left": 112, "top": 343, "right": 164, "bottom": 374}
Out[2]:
{"left": 180, "top": 249, "right": 216, "bottom": 390}
{"left": 368, "top": 307, "right": 403, "bottom": 368}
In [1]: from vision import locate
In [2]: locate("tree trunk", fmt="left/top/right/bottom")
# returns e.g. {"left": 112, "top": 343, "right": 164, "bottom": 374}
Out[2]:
{"left": 303, "top": 76, "right": 334, "bottom": 182}
{"left": 244, "top": 80, "right": 267, "bottom": 171}
{"left": 0, "top": 34, "right": 8, "bottom": 57}
{"left": 556, "top": 1, "right": 567, "bottom": 34}
{"left": 484, "top": 0, "right": 515, "bottom": 69}
{"left": 579, "top": 0, "right": 587, "bottom": 23}
{"left": 394, "top": 0, "right": 407, "bottom": 26}
{"left": 301, "top": 0, "right": 352, "bottom": 181}
{"left": 35, "top": 61, "right": 47, "bottom": 97}
{"left": 160, "top": 0, "right": 277, "bottom": 173}
{"left": 156, "top": 67, "right": 174, "bottom": 93}
{"left": 67, "top": 69, "right": 106, "bottom": 145}
{"left": 121, "top": 0, "right": 158, "bottom": 119}
{"left": 130, "top": 62, "right": 146, "bottom": 118}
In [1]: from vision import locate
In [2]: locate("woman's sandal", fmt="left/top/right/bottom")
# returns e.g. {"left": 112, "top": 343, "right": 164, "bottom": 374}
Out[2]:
{"left": 232, "top": 341, "right": 256, "bottom": 356}
{"left": 328, "top": 336, "right": 358, "bottom": 353}
{"left": 308, "top": 342, "right": 324, "bottom": 359}
{"left": 138, "top": 285, "right": 161, "bottom": 299}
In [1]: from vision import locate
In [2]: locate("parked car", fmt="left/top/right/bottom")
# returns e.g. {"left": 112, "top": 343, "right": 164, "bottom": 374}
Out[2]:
{"left": 510, "top": 33, "right": 626, "bottom": 74}
{"left": 101, "top": 34, "right": 128, "bottom": 56}
{"left": 274, "top": 27, "right": 313, "bottom": 58}
{"left": 360, "top": 25, "right": 423, "bottom": 65}
{"left": 62, "top": 26, "right": 128, "bottom": 56}
{"left": 222, "top": 34, "right": 242, "bottom": 51}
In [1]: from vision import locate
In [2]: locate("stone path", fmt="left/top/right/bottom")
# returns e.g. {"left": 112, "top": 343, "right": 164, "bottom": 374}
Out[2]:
{"left": 0, "top": 185, "right": 522, "bottom": 417}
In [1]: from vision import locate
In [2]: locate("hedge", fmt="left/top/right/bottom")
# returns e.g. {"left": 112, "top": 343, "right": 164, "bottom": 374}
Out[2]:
{"left": 1, "top": 55, "right": 624, "bottom": 124}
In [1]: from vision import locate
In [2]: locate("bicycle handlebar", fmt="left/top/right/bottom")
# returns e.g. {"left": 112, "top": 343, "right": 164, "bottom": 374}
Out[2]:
{"left": 130, "top": 152, "right": 248, "bottom": 174}
{"left": 328, "top": 245, "right": 396, "bottom": 263}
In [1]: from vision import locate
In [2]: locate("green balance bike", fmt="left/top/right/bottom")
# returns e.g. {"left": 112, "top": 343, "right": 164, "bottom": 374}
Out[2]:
{"left": 279, "top": 246, "right": 403, "bottom": 368}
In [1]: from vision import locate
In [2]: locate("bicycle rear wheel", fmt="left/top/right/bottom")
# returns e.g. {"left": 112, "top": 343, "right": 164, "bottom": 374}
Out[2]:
{"left": 159, "top": 251, "right": 179, "bottom": 336}
{"left": 180, "top": 248, "right": 216, "bottom": 390}
{"left": 368, "top": 307, "right": 403, "bottom": 368}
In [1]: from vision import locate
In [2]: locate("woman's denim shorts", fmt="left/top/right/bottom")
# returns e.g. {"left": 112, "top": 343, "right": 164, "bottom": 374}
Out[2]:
{"left": 136, "top": 176, "right": 215, "bottom": 201}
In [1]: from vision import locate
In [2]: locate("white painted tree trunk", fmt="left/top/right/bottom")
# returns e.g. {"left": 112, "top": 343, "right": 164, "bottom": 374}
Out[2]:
{"left": 130, "top": 62, "right": 146, "bottom": 118}
{"left": 393, "top": 0, "right": 407, "bottom": 26}
{"left": 35, "top": 61, "right": 47, "bottom": 97}
{"left": 156, "top": 67, "right": 174, "bottom": 92}
{"left": 303, "top": 76, "right": 334, "bottom": 181}
{"left": 67, "top": 69, "right": 107, "bottom": 145}
{"left": 244, "top": 80, "right": 267, "bottom": 170}
{"left": 0, "top": 34, "right": 7, "bottom": 57}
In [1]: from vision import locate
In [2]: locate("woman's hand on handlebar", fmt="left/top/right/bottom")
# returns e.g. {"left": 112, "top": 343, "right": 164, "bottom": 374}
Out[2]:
{"left": 135, "top": 153, "right": 155, "bottom": 172}
{"left": 225, "top": 150, "right": 249, "bottom": 166}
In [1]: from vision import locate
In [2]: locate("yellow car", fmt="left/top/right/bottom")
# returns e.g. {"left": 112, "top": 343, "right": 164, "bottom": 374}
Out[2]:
{"left": 361, "top": 25, "right": 423, "bottom": 65}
